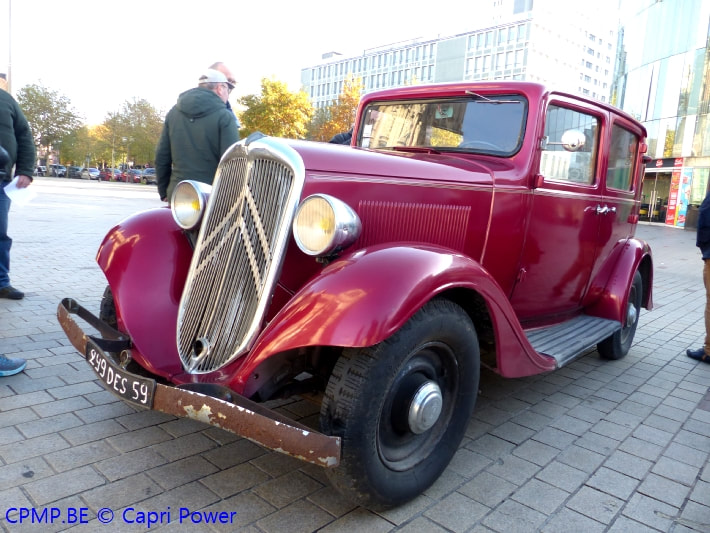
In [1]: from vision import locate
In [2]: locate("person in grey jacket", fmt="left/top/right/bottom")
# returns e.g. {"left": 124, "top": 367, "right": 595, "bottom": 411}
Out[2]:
{"left": 687, "top": 188, "right": 710, "bottom": 364}
{"left": 155, "top": 69, "right": 240, "bottom": 202}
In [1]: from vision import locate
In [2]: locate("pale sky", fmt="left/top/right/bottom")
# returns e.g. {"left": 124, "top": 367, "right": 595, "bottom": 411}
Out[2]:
{"left": 0, "top": 0, "right": 476, "bottom": 125}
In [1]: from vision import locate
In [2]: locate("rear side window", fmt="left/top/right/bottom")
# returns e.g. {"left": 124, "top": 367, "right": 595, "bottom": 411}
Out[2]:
{"left": 540, "top": 105, "right": 599, "bottom": 185}
{"left": 606, "top": 125, "right": 638, "bottom": 191}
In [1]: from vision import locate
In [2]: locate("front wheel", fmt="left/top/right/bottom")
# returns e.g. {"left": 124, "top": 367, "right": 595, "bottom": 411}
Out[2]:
{"left": 598, "top": 271, "right": 642, "bottom": 360}
{"left": 320, "top": 299, "right": 480, "bottom": 510}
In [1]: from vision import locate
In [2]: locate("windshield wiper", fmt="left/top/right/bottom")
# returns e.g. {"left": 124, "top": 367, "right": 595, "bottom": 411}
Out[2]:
{"left": 465, "top": 91, "right": 521, "bottom": 104}
{"left": 391, "top": 146, "right": 442, "bottom": 154}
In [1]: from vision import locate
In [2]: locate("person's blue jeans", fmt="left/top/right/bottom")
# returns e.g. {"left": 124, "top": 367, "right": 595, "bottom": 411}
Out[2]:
{"left": 0, "top": 186, "right": 11, "bottom": 288}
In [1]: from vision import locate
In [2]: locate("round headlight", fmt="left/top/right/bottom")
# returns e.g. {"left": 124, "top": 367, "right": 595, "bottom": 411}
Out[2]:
{"left": 293, "top": 194, "right": 361, "bottom": 257}
{"left": 171, "top": 180, "right": 211, "bottom": 230}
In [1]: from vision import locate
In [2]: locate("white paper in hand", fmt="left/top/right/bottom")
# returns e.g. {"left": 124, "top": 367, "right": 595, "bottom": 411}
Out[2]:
{"left": 3, "top": 177, "right": 36, "bottom": 206}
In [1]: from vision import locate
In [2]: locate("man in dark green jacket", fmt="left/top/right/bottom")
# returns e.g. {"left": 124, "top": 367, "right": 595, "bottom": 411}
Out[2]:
{"left": 155, "top": 69, "right": 240, "bottom": 202}
{"left": 0, "top": 87, "right": 35, "bottom": 376}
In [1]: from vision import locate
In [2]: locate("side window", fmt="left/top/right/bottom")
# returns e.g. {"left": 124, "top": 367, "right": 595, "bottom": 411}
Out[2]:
{"left": 606, "top": 124, "right": 638, "bottom": 191}
{"left": 540, "top": 105, "right": 599, "bottom": 185}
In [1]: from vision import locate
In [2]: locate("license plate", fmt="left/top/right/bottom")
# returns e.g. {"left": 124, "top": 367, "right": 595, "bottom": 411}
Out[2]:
{"left": 86, "top": 339, "right": 156, "bottom": 408}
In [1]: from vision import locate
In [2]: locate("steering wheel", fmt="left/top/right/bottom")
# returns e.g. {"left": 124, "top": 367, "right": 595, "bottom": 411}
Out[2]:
{"left": 458, "top": 140, "right": 502, "bottom": 151}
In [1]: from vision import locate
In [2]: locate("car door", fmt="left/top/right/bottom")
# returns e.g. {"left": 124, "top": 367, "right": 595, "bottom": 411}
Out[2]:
{"left": 511, "top": 100, "right": 604, "bottom": 322}
{"left": 591, "top": 120, "right": 643, "bottom": 287}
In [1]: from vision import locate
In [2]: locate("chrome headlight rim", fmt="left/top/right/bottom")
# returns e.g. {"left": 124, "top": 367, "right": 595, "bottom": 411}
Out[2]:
{"left": 170, "top": 180, "right": 212, "bottom": 230}
{"left": 293, "top": 194, "right": 361, "bottom": 257}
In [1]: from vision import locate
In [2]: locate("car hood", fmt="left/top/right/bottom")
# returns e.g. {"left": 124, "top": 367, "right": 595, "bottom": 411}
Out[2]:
{"left": 282, "top": 139, "right": 495, "bottom": 186}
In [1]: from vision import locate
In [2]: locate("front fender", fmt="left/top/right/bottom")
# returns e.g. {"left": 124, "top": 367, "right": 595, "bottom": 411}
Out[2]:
{"left": 233, "top": 244, "right": 554, "bottom": 392}
{"left": 97, "top": 207, "right": 191, "bottom": 378}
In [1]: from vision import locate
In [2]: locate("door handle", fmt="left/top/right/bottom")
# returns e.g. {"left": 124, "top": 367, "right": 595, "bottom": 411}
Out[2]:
{"left": 596, "top": 205, "right": 616, "bottom": 215}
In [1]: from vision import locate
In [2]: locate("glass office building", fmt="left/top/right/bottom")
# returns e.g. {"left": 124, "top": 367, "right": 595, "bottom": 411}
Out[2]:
{"left": 614, "top": 0, "right": 710, "bottom": 226}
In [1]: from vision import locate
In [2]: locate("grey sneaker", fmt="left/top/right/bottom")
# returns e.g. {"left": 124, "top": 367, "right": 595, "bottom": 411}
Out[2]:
{"left": 0, "top": 355, "right": 26, "bottom": 376}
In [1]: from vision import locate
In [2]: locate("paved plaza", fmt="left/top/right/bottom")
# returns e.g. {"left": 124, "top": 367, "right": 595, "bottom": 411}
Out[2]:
{"left": 0, "top": 177, "right": 708, "bottom": 532}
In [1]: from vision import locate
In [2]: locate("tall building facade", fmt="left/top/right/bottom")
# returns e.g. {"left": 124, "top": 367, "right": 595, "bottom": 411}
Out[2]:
{"left": 614, "top": 0, "right": 710, "bottom": 227}
{"left": 301, "top": 0, "right": 618, "bottom": 109}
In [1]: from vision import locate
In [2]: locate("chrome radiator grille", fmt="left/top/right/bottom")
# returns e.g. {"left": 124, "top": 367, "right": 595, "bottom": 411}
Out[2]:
{"left": 177, "top": 140, "right": 304, "bottom": 373}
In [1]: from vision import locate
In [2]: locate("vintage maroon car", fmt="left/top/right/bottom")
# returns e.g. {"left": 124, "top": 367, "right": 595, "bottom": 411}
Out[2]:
{"left": 58, "top": 81, "right": 653, "bottom": 509}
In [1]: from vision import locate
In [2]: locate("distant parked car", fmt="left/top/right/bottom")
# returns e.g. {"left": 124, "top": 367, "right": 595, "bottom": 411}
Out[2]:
{"left": 80, "top": 167, "right": 100, "bottom": 180}
{"left": 141, "top": 168, "right": 157, "bottom": 185}
{"left": 68, "top": 166, "right": 82, "bottom": 179}
{"left": 35, "top": 165, "right": 46, "bottom": 177}
{"left": 50, "top": 164, "right": 66, "bottom": 177}
{"left": 125, "top": 169, "right": 142, "bottom": 183}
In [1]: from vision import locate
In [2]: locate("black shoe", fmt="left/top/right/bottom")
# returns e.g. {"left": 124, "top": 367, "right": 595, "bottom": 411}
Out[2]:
{"left": 686, "top": 348, "right": 710, "bottom": 363}
{"left": 0, "top": 285, "right": 24, "bottom": 300}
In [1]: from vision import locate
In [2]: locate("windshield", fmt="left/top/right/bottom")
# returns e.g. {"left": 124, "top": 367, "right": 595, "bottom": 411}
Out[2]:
{"left": 357, "top": 94, "right": 528, "bottom": 156}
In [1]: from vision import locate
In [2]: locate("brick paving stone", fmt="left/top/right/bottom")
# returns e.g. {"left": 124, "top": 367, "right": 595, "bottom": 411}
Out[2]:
{"left": 0, "top": 432, "right": 70, "bottom": 463}
{"left": 688, "top": 480, "right": 710, "bottom": 505}
{"left": 395, "top": 517, "right": 450, "bottom": 533}
{"left": 618, "top": 435, "right": 664, "bottom": 461}
{"left": 421, "top": 466, "right": 466, "bottom": 501}
{"left": 575, "top": 430, "right": 620, "bottom": 456}
{"left": 23, "top": 465, "right": 105, "bottom": 506}
{"left": 616, "top": 399, "right": 655, "bottom": 418}
{"left": 511, "top": 478, "right": 569, "bottom": 515}
{"left": 531, "top": 427, "right": 577, "bottom": 449}
{"left": 482, "top": 499, "right": 548, "bottom": 533}
{"left": 147, "top": 456, "right": 219, "bottom": 491}
{"left": 81, "top": 473, "right": 161, "bottom": 511}
{"left": 152, "top": 432, "right": 218, "bottom": 462}
{"left": 44, "top": 440, "right": 118, "bottom": 472}
{"left": 0, "top": 457, "right": 54, "bottom": 491}
{"left": 540, "top": 508, "right": 605, "bottom": 533}
{"left": 74, "top": 401, "right": 136, "bottom": 424}
{"left": 512, "top": 439, "right": 560, "bottom": 467}
{"left": 466, "top": 434, "right": 516, "bottom": 459}
{"left": 664, "top": 441, "right": 709, "bottom": 469}
{"left": 633, "top": 424, "right": 673, "bottom": 446}
{"left": 423, "top": 492, "right": 489, "bottom": 532}
{"left": 489, "top": 421, "right": 535, "bottom": 444}
{"left": 30, "top": 396, "right": 93, "bottom": 417}
{"left": 485, "top": 454, "right": 539, "bottom": 485}
{"left": 558, "top": 444, "right": 607, "bottom": 474}
{"left": 549, "top": 414, "right": 593, "bottom": 436}
{"left": 0, "top": 406, "right": 38, "bottom": 428}
{"left": 458, "top": 471, "right": 517, "bottom": 507}
{"left": 621, "top": 492, "right": 679, "bottom": 531}
{"left": 651, "top": 456, "right": 700, "bottom": 486}
{"left": 675, "top": 428, "right": 710, "bottom": 451}
{"left": 308, "top": 486, "right": 359, "bottom": 518}
{"left": 603, "top": 449, "right": 653, "bottom": 480}
{"left": 94, "top": 446, "right": 168, "bottom": 482}
{"left": 566, "top": 486, "right": 623, "bottom": 524}
{"left": 256, "top": 499, "right": 332, "bottom": 533}
{"left": 637, "top": 473, "right": 691, "bottom": 508}
{"left": 251, "top": 470, "right": 323, "bottom": 509}
{"left": 200, "top": 462, "right": 272, "bottom": 499}
{"left": 510, "top": 410, "right": 554, "bottom": 431}
{"left": 200, "top": 439, "right": 267, "bottom": 470}
{"left": 535, "top": 461, "right": 588, "bottom": 493}
{"left": 17, "top": 412, "right": 84, "bottom": 438}
{"left": 586, "top": 466, "right": 639, "bottom": 500}
{"left": 60, "top": 419, "right": 125, "bottom": 446}
{"left": 106, "top": 426, "right": 173, "bottom": 453}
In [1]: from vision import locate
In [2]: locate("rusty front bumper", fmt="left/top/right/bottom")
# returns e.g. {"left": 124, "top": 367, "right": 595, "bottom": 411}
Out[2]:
{"left": 57, "top": 298, "right": 340, "bottom": 468}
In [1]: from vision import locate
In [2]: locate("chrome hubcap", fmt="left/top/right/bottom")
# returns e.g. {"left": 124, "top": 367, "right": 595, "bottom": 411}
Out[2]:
{"left": 408, "top": 381, "right": 443, "bottom": 434}
{"left": 626, "top": 302, "right": 638, "bottom": 327}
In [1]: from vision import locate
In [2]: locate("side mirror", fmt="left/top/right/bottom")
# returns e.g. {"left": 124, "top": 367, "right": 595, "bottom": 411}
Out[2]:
{"left": 560, "top": 130, "right": 586, "bottom": 151}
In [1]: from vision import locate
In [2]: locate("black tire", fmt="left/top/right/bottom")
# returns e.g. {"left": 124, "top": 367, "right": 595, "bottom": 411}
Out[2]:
{"left": 99, "top": 285, "right": 118, "bottom": 330}
{"left": 320, "top": 298, "right": 480, "bottom": 510}
{"left": 598, "top": 271, "right": 642, "bottom": 360}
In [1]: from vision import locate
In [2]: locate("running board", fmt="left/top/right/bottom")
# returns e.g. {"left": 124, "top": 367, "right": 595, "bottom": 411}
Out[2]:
{"left": 525, "top": 315, "right": 621, "bottom": 368}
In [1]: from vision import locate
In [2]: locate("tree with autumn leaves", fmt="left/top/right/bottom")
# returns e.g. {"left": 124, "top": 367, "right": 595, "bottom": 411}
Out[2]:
{"left": 238, "top": 76, "right": 362, "bottom": 142}
{"left": 309, "top": 76, "right": 362, "bottom": 142}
